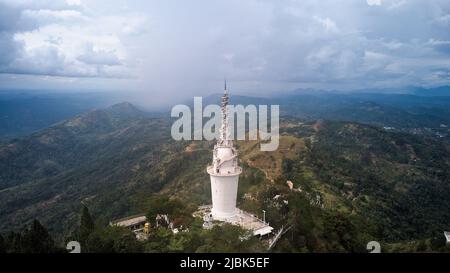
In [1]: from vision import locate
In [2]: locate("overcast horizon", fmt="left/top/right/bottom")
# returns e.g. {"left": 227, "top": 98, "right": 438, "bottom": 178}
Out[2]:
{"left": 1, "top": 0, "right": 450, "bottom": 106}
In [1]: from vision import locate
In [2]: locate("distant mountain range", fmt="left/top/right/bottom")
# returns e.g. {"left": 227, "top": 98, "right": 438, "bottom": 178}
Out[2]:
{"left": 0, "top": 93, "right": 111, "bottom": 139}
{"left": 207, "top": 90, "right": 450, "bottom": 138}
{"left": 0, "top": 102, "right": 449, "bottom": 252}
{"left": 1, "top": 86, "right": 449, "bottom": 139}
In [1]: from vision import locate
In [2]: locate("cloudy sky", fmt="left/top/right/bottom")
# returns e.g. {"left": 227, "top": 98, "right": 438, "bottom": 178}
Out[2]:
{"left": 0, "top": 0, "right": 450, "bottom": 103}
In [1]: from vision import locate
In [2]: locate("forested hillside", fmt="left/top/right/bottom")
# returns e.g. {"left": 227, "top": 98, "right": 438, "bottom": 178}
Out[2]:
{"left": 0, "top": 103, "right": 449, "bottom": 252}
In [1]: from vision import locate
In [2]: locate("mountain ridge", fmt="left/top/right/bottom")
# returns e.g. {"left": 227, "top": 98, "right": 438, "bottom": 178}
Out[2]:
{"left": 0, "top": 102, "right": 449, "bottom": 251}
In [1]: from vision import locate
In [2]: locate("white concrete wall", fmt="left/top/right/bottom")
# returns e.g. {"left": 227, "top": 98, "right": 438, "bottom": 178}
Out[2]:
{"left": 210, "top": 173, "right": 239, "bottom": 220}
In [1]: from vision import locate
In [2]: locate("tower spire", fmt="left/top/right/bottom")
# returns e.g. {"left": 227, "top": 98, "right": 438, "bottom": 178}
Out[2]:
{"left": 220, "top": 80, "right": 230, "bottom": 144}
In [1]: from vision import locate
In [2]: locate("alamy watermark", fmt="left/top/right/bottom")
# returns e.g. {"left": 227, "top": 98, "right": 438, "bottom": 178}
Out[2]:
{"left": 171, "top": 97, "right": 279, "bottom": 151}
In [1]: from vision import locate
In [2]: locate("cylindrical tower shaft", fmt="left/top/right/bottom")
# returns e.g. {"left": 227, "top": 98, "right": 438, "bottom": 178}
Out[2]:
{"left": 207, "top": 82, "right": 242, "bottom": 220}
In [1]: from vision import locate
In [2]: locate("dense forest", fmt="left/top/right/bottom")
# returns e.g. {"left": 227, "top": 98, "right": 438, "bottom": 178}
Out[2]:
{"left": 0, "top": 103, "right": 449, "bottom": 252}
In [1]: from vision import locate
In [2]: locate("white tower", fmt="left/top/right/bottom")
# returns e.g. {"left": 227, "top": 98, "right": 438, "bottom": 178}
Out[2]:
{"left": 206, "top": 81, "right": 242, "bottom": 221}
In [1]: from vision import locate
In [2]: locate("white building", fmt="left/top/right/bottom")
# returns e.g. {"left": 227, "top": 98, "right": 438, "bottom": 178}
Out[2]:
{"left": 207, "top": 81, "right": 242, "bottom": 221}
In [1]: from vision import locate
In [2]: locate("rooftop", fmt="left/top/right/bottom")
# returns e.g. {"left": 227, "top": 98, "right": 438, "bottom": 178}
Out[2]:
{"left": 110, "top": 214, "right": 147, "bottom": 227}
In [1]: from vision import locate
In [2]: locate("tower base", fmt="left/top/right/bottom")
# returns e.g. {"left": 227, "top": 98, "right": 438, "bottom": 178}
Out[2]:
{"left": 194, "top": 205, "right": 274, "bottom": 237}
{"left": 211, "top": 208, "right": 237, "bottom": 222}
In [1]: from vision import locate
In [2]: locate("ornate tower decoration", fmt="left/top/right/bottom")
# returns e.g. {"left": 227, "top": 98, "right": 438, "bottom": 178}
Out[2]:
{"left": 206, "top": 80, "right": 242, "bottom": 221}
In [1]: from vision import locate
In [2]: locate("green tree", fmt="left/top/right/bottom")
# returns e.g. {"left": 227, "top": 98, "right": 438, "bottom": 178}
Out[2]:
{"left": 196, "top": 224, "right": 264, "bottom": 253}
{"left": 84, "top": 226, "right": 142, "bottom": 253}
{"left": 145, "top": 227, "right": 174, "bottom": 253}
{"left": 283, "top": 192, "right": 319, "bottom": 252}
{"left": 282, "top": 158, "right": 295, "bottom": 176}
{"left": 6, "top": 232, "right": 22, "bottom": 253}
{"left": 0, "top": 234, "right": 5, "bottom": 253}
{"left": 430, "top": 234, "right": 446, "bottom": 250}
{"left": 85, "top": 232, "right": 114, "bottom": 253}
{"left": 323, "top": 212, "right": 365, "bottom": 252}
{"left": 113, "top": 233, "right": 142, "bottom": 253}
{"left": 80, "top": 205, "right": 95, "bottom": 242}
{"left": 20, "top": 220, "right": 55, "bottom": 253}
{"left": 416, "top": 241, "right": 427, "bottom": 252}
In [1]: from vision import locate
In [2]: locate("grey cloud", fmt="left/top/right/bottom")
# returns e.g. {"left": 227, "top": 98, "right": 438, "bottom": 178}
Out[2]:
{"left": 0, "top": 33, "right": 22, "bottom": 65}
{"left": 77, "top": 44, "right": 121, "bottom": 66}
{"left": 8, "top": 45, "right": 66, "bottom": 76}
{"left": 428, "top": 39, "right": 450, "bottom": 54}
{"left": 0, "top": 0, "right": 450, "bottom": 99}
{"left": 0, "top": 0, "right": 126, "bottom": 78}
{"left": 0, "top": 2, "right": 22, "bottom": 32}
{"left": 0, "top": 2, "right": 27, "bottom": 69}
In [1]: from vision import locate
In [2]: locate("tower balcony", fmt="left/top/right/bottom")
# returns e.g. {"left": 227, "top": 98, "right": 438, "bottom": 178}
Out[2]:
{"left": 207, "top": 165, "right": 242, "bottom": 176}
